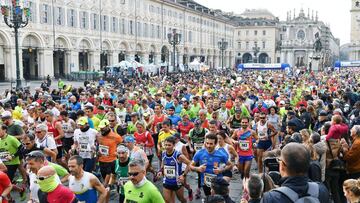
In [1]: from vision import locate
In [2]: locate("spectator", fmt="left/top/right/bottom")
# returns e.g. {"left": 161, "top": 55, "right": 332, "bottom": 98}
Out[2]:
{"left": 242, "top": 174, "right": 264, "bottom": 203}
{"left": 210, "top": 177, "right": 235, "bottom": 203}
{"left": 261, "top": 143, "right": 330, "bottom": 203}
{"left": 343, "top": 179, "right": 360, "bottom": 203}
{"left": 341, "top": 125, "right": 360, "bottom": 179}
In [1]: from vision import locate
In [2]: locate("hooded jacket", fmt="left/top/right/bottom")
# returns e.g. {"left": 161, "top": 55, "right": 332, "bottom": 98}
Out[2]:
{"left": 313, "top": 141, "right": 327, "bottom": 181}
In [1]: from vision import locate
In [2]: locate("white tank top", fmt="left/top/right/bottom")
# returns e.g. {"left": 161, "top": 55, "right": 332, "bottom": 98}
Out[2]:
{"left": 175, "top": 141, "right": 186, "bottom": 171}
{"left": 257, "top": 121, "right": 269, "bottom": 140}
{"left": 216, "top": 143, "right": 230, "bottom": 157}
{"left": 69, "top": 171, "right": 94, "bottom": 194}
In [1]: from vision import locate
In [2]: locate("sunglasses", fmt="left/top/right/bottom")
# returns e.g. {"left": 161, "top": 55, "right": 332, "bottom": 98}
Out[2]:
{"left": 109, "top": 120, "right": 116, "bottom": 122}
{"left": 24, "top": 143, "right": 32, "bottom": 146}
{"left": 260, "top": 117, "right": 266, "bottom": 119}
{"left": 37, "top": 175, "right": 52, "bottom": 181}
{"left": 35, "top": 131, "right": 42, "bottom": 134}
{"left": 128, "top": 172, "right": 140, "bottom": 177}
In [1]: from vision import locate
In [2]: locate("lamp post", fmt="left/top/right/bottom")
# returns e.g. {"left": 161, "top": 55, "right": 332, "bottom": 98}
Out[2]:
{"left": 1, "top": 0, "right": 31, "bottom": 89}
{"left": 252, "top": 45, "right": 260, "bottom": 63}
{"left": 218, "top": 38, "right": 228, "bottom": 69}
{"left": 167, "top": 29, "right": 181, "bottom": 72}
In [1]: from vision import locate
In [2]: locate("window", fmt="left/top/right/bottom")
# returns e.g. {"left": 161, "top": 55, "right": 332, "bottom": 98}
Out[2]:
{"left": 297, "top": 30, "right": 305, "bottom": 40}
{"left": 91, "top": 13, "right": 98, "bottom": 30}
{"left": 356, "top": 1, "right": 360, "bottom": 7}
{"left": 280, "top": 34, "right": 283, "bottom": 40}
{"left": 120, "top": 19, "right": 126, "bottom": 34}
{"left": 129, "top": 20, "right": 134, "bottom": 35}
{"left": 282, "top": 26, "right": 286, "bottom": 31}
{"left": 68, "top": 9, "right": 76, "bottom": 27}
{"left": 254, "top": 41, "right": 258, "bottom": 47}
{"left": 80, "top": 12, "right": 88, "bottom": 29}
{"left": 246, "top": 41, "right": 249, "bottom": 49}
{"left": 263, "top": 30, "right": 266, "bottom": 35}
{"left": 262, "top": 41, "right": 266, "bottom": 49}
{"left": 144, "top": 23, "right": 148, "bottom": 38}
{"left": 254, "top": 30, "right": 258, "bottom": 36}
{"left": 137, "top": 22, "right": 141, "bottom": 37}
{"left": 56, "top": 7, "right": 64, "bottom": 25}
{"left": 238, "top": 31, "right": 241, "bottom": 36}
{"left": 111, "top": 17, "right": 117, "bottom": 32}
{"left": 151, "top": 24, "right": 155, "bottom": 38}
{"left": 42, "top": 4, "right": 50, "bottom": 24}
{"left": 246, "top": 30, "right": 249, "bottom": 36}
{"left": 238, "top": 42, "right": 241, "bottom": 49}
{"left": 189, "top": 31, "right": 192, "bottom": 42}
{"left": 101, "top": 15, "right": 108, "bottom": 31}
{"left": 29, "top": 2, "right": 37, "bottom": 22}
{"left": 157, "top": 25, "right": 161, "bottom": 38}
{"left": 120, "top": 0, "right": 125, "bottom": 4}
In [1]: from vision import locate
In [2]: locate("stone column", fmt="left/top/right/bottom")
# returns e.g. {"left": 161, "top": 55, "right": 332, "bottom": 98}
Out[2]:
{"left": 4, "top": 47, "right": 16, "bottom": 81}
{"left": 143, "top": 54, "right": 149, "bottom": 65}
{"left": 69, "top": 50, "right": 79, "bottom": 72}
{"left": 281, "top": 51, "right": 286, "bottom": 63}
{"left": 90, "top": 50, "right": 101, "bottom": 71}
{"left": 41, "top": 48, "right": 54, "bottom": 77}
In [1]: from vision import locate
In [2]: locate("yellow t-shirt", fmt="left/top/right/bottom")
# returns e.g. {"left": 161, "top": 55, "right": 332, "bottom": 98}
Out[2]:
{"left": 158, "top": 130, "right": 176, "bottom": 151}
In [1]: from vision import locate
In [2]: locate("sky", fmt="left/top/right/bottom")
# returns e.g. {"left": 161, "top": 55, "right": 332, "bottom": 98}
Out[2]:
{"left": 195, "top": 0, "right": 351, "bottom": 45}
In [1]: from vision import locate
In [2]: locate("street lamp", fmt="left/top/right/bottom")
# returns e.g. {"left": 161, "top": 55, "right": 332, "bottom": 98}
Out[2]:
{"left": 218, "top": 38, "right": 228, "bottom": 69}
{"left": 252, "top": 45, "right": 260, "bottom": 63}
{"left": 1, "top": 0, "right": 31, "bottom": 89}
{"left": 167, "top": 29, "right": 181, "bottom": 72}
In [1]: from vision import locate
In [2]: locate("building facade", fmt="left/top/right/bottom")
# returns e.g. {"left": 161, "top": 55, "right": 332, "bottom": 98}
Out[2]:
{"left": 350, "top": 0, "right": 360, "bottom": 61}
{"left": 232, "top": 9, "right": 279, "bottom": 65}
{"left": 0, "top": 0, "right": 236, "bottom": 81}
{"left": 0, "top": 0, "right": 342, "bottom": 81}
{"left": 278, "top": 8, "right": 340, "bottom": 69}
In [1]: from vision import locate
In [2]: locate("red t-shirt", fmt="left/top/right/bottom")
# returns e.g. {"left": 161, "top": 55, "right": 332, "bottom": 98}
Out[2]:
{"left": 134, "top": 131, "right": 154, "bottom": 148}
{"left": 178, "top": 122, "right": 195, "bottom": 138}
{"left": 0, "top": 172, "right": 10, "bottom": 203}
{"left": 47, "top": 184, "right": 76, "bottom": 203}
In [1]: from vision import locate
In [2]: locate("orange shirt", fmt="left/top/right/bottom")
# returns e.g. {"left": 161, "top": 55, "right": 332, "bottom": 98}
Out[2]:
{"left": 225, "top": 100, "right": 233, "bottom": 110}
{"left": 97, "top": 131, "right": 123, "bottom": 163}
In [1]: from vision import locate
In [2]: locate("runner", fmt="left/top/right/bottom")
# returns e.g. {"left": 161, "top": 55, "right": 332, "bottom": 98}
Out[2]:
{"left": 59, "top": 110, "right": 76, "bottom": 161}
{"left": 190, "top": 133, "right": 233, "bottom": 197}
{"left": 68, "top": 155, "right": 107, "bottom": 203}
{"left": 123, "top": 136, "right": 149, "bottom": 168}
{"left": 157, "top": 136, "right": 191, "bottom": 203}
{"left": 134, "top": 121, "right": 156, "bottom": 175}
{"left": 256, "top": 112, "right": 277, "bottom": 173}
{"left": 96, "top": 119, "right": 123, "bottom": 188}
{"left": 216, "top": 131, "right": 238, "bottom": 181}
{"left": 124, "top": 159, "right": 165, "bottom": 203}
{"left": 157, "top": 120, "right": 176, "bottom": 160}
{"left": 231, "top": 117, "right": 257, "bottom": 179}
{"left": 72, "top": 117, "right": 97, "bottom": 172}
{"left": 112, "top": 145, "right": 131, "bottom": 203}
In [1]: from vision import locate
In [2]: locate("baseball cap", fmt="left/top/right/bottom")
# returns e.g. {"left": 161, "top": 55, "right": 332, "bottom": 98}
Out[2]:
{"left": 124, "top": 135, "right": 135, "bottom": 143}
{"left": 194, "top": 119, "right": 201, "bottom": 126}
{"left": 287, "top": 120, "right": 297, "bottom": 127}
{"left": 143, "top": 112, "right": 150, "bottom": 117}
{"left": 77, "top": 117, "right": 88, "bottom": 125}
{"left": 1, "top": 111, "right": 12, "bottom": 119}
{"left": 98, "top": 106, "right": 105, "bottom": 111}
{"left": 172, "top": 132, "right": 181, "bottom": 139}
{"left": 98, "top": 119, "right": 110, "bottom": 129}
{"left": 279, "top": 100, "right": 285, "bottom": 105}
{"left": 130, "top": 112, "right": 138, "bottom": 117}
{"left": 84, "top": 102, "right": 94, "bottom": 108}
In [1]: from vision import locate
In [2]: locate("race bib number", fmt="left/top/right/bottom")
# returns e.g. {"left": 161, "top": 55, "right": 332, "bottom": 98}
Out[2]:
{"left": 164, "top": 165, "right": 176, "bottom": 179}
{"left": 79, "top": 143, "right": 88, "bottom": 151}
{"left": 99, "top": 145, "right": 109, "bottom": 156}
{"left": 118, "top": 177, "right": 129, "bottom": 186}
{"left": 194, "top": 143, "right": 203, "bottom": 151}
{"left": 204, "top": 173, "right": 216, "bottom": 187}
{"left": 0, "top": 152, "right": 10, "bottom": 161}
{"left": 239, "top": 140, "right": 250, "bottom": 151}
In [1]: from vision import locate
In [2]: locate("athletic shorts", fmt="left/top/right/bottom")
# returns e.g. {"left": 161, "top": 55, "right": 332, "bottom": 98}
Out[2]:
{"left": 99, "top": 161, "right": 116, "bottom": 178}
{"left": 56, "top": 146, "right": 63, "bottom": 159}
{"left": 147, "top": 155, "right": 154, "bottom": 163}
{"left": 239, "top": 156, "right": 253, "bottom": 164}
{"left": 257, "top": 140, "right": 272, "bottom": 150}
{"left": 6, "top": 164, "right": 19, "bottom": 182}
{"left": 163, "top": 183, "right": 182, "bottom": 191}
{"left": 62, "top": 137, "right": 74, "bottom": 153}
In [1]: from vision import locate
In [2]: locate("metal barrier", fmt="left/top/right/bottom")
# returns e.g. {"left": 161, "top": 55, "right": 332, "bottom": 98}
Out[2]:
{"left": 65, "top": 71, "right": 103, "bottom": 81}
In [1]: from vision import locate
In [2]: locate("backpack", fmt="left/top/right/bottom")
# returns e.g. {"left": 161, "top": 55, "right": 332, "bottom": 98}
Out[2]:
{"left": 274, "top": 182, "right": 320, "bottom": 203}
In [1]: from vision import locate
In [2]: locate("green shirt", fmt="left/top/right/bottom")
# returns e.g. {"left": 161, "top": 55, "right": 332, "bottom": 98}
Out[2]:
{"left": 180, "top": 109, "right": 196, "bottom": 120}
{"left": 48, "top": 162, "right": 69, "bottom": 177}
{"left": 91, "top": 116, "right": 101, "bottom": 130}
{"left": 124, "top": 180, "right": 165, "bottom": 203}
{"left": 115, "top": 159, "right": 130, "bottom": 195}
{"left": 0, "top": 134, "right": 21, "bottom": 165}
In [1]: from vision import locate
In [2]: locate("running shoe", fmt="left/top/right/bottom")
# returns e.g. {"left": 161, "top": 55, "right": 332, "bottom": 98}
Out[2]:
{"left": 188, "top": 188, "right": 193, "bottom": 201}
{"left": 195, "top": 188, "right": 201, "bottom": 199}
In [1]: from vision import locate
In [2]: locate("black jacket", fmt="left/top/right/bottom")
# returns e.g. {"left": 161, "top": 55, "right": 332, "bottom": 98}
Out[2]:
{"left": 261, "top": 176, "right": 330, "bottom": 203}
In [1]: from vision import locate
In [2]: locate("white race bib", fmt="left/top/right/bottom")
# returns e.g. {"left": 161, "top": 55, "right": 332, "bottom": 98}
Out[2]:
{"left": 194, "top": 143, "right": 203, "bottom": 151}
{"left": 239, "top": 140, "right": 250, "bottom": 151}
{"left": 79, "top": 143, "right": 88, "bottom": 151}
{"left": 204, "top": 173, "right": 216, "bottom": 187}
{"left": 164, "top": 165, "right": 176, "bottom": 179}
{"left": 0, "top": 152, "right": 10, "bottom": 161}
{"left": 99, "top": 145, "right": 109, "bottom": 156}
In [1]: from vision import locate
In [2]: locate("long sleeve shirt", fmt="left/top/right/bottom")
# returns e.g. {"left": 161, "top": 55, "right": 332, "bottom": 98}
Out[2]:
{"left": 325, "top": 123, "right": 349, "bottom": 141}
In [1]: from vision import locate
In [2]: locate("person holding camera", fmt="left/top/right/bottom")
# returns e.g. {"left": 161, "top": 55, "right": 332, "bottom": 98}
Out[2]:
{"left": 261, "top": 143, "right": 330, "bottom": 203}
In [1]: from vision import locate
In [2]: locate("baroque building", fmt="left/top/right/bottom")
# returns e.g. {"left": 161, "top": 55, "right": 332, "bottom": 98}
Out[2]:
{"left": 350, "top": 0, "right": 360, "bottom": 61}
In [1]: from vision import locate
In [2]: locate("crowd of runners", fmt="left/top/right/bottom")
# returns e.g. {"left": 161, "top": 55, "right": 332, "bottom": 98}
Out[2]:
{"left": 0, "top": 68, "right": 359, "bottom": 203}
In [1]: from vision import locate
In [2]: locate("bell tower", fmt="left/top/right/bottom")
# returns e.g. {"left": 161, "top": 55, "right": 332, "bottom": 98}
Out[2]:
{"left": 350, "top": 0, "right": 360, "bottom": 60}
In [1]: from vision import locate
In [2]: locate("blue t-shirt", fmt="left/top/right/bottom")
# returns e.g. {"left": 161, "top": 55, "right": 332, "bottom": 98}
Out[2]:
{"left": 193, "top": 149, "right": 228, "bottom": 187}
{"left": 70, "top": 102, "right": 81, "bottom": 111}
{"left": 168, "top": 115, "right": 182, "bottom": 127}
